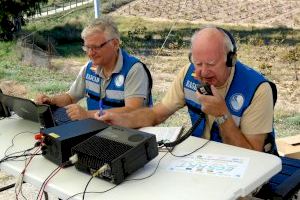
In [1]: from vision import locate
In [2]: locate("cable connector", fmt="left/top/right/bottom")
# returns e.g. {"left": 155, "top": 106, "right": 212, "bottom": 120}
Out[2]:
{"left": 34, "top": 141, "right": 41, "bottom": 147}
{"left": 34, "top": 133, "right": 43, "bottom": 141}
{"left": 69, "top": 154, "right": 78, "bottom": 164}
{"left": 62, "top": 154, "right": 78, "bottom": 168}
{"left": 92, "top": 164, "right": 109, "bottom": 177}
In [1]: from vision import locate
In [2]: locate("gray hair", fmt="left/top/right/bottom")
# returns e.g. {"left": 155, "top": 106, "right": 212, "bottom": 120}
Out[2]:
{"left": 81, "top": 16, "right": 120, "bottom": 40}
{"left": 191, "top": 25, "right": 235, "bottom": 56}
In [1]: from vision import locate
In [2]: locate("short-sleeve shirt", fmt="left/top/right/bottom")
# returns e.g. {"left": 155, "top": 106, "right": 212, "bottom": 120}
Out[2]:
{"left": 161, "top": 64, "right": 274, "bottom": 139}
{"left": 68, "top": 49, "right": 149, "bottom": 106}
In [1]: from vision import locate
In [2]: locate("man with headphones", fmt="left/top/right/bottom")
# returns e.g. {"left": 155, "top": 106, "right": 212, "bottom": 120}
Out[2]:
{"left": 95, "top": 26, "right": 277, "bottom": 154}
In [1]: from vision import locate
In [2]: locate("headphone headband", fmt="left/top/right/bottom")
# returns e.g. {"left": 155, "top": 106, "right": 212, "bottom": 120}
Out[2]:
{"left": 216, "top": 27, "right": 237, "bottom": 54}
{"left": 189, "top": 27, "right": 237, "bottom": 67}
{"left": 216, "top": 27, "right": 237, "bottom": 67}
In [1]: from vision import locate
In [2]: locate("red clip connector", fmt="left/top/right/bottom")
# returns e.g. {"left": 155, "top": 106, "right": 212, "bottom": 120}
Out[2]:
{"left": 34, "top": 133, "right": 43, "bottom": 140}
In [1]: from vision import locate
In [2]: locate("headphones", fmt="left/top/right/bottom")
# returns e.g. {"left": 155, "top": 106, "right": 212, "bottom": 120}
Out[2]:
{"left": 189, "top": 27, "right": 237, "bottom": 67}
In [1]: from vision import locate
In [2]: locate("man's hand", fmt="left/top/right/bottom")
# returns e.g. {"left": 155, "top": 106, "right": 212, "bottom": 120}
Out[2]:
{"left": 65, "top": 104, "right": 90, "bottom": 120}
{"left": 94, "top": 111, "right": 131, "bottom": 127}
{"left": 35, "top": 94, "right": 52, "bottom": 105}
{"left": 196, "top": 85, "right": 229, "bottom": 116}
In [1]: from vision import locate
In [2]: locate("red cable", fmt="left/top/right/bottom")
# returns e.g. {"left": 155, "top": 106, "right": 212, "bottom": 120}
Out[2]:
{"left": 37, "top": 165, "right": 64, "bottom": 200}
{"left": 16, "top": 146, "right": 42, "bottom": 199}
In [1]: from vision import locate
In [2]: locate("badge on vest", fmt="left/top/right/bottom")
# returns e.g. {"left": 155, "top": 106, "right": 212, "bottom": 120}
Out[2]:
{"left": 114, "top": 74, "right": 125, "bottom": 88}
{"left": 230, "top": 94, "right": 244, "bottom": 111}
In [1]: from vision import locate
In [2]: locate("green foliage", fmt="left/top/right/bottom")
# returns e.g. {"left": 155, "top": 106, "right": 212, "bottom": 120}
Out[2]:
{"left": 55, "top": 42, "right": 83, "bottom": 57}
{"left": 31, "top": 81, "right": 70, "bottom": 94}
{"left": 168, "top": 32, "right": 184, "bottom": 49}
{"left": 43, "top": 21, "right": 83, "bottom": 44}
{"left": 0, "top": 41, "right": 15, "bottom": 58}
{"left": 0, "top": 60, "right": 75, "bottom": 95}
{"left": 122, "top": 25, "right": 148, "bottom": 50}
{"left": 0, "top": 0, "right": 48, "bottom": 40}
{"left": 275, "top": 113, "right": 300, "bottom": 138}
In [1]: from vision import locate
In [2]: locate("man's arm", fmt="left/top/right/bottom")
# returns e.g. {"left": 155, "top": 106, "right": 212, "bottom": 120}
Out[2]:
{"left": 196, "top": 83, "right": 273, "bottom": 151}
{"left": 96, "top": 103, "right": 174, "bottom": 128}
{"left": 106, "top": 97, "right": 145, "bottom": 113}
{"left": 35, "top": 93, "right": 76, "bottom": 107}
{"left": 217, "top": 116, "right": 267, "bottom": 151}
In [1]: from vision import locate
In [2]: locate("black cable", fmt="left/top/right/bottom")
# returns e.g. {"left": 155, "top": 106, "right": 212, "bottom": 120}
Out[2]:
{"left": 82, "top": 176, "right": 94, "bottom": 200}
{"left": 36, "top": 165, "right": 61, "bottom": 200}
{"left": 2, "top": 145, "right": 37, "bottom": 163}
{"left": 4, "top": 130, "right": 37, "bottom": 158}
{"left": 126, "top": 140, "right": 210, "bottom": 182}
{"left": 163, "top": 113, "right": 205, "bottom": 147}
{"left": 126, "top": 151, "right": 169, "bottom": 181}
{"left": 65, "top": 152, "right": 169, "bottom": 199}
{"left": 35, "top": 160, "right": 73, "bottom": 200}
{"left": 64, "top": 137, "right": 209, "bottom": 199}
{"left": 0, "top": 153, "right": 42, "bottom": 163}
{"left": 168, "top": 140, "right": 210, "bottom": 157}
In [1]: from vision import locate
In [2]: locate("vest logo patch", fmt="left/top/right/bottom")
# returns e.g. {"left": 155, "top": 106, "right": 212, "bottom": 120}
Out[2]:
{"left": 114, "top": 74, "right": 124, "bottom": 88}
{"left": 86, "top": 74, "right": 100, "bottom": 83}
{"left": 185, "top": 80, "right": 197, "bottom": 91}
{"left": 230, "top": 94, "right": 244, "bottom": 111}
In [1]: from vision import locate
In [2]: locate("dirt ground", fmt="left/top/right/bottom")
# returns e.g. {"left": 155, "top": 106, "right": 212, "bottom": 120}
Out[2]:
{"left": 111, "top": 0, "right": 300, "bottom": 29}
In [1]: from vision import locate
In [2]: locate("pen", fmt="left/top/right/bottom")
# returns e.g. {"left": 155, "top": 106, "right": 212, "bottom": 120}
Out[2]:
{"left": 99, "top": 99, "right": 103, "bottom": 116}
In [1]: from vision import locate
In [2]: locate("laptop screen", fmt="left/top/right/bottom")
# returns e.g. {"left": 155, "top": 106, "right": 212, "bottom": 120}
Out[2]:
{"left": 0, "top": 93, "right": 49, "bottom": 123}
{"left": 0, "top": 92, "right": 72, "bottom": 128}
{"left": 0, "top": 89, "right": 11, "bottom": 117}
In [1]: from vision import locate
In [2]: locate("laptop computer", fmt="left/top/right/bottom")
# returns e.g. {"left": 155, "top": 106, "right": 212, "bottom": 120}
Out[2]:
{"left": 0, "top": 92, "right": 72, "bottom": 128}
{"left": 0, "top": 89, "right": 11, "bottom": 118}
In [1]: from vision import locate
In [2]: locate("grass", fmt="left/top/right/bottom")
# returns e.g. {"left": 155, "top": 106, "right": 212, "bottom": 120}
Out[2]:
{"left": 0, "top": 4, "right": 299, "bottom": 138}
{"left": 0, "top": 60, "right": 75, "bottom": 98}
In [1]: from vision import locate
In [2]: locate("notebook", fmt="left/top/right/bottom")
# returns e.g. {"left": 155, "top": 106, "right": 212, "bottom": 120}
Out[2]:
{"left": 0, "top": 92, "right": 72, "bottom": 128}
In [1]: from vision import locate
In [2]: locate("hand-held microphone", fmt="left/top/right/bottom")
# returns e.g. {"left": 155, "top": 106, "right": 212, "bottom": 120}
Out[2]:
{"left": 197, "top": 83, "right": 212, "bottom": 96}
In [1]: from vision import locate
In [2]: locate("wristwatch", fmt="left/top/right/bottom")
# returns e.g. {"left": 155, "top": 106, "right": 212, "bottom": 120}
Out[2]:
{"left": 215, "top": 114, "right": 230, "bottom": 126}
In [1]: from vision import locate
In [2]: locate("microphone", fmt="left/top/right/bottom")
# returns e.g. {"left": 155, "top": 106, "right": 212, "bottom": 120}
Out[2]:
{"left": 197, "top": 83, "right": 212, "bottom": 95}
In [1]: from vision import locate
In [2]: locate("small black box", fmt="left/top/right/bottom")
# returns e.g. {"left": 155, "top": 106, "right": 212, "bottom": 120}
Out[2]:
{"left": 40, "top": 119, "right": 108, "bottom": 165}
{"left": 72, "top": 126, "right": 158, "bottom": 184}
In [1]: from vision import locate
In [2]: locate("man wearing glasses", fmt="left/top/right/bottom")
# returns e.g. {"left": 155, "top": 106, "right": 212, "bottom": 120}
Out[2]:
{"left": 36, "top": 16, "right": 152, "bottom": 120}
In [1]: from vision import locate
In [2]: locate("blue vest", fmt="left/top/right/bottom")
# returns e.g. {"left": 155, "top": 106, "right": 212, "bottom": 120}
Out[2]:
{"left": 183, "top": 61, "right": 277, "bottom": 154}
{"left": 85, "top": 49, "right": 153, "bottom": 110}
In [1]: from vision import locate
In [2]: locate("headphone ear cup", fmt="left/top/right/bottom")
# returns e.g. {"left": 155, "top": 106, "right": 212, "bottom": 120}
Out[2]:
{"left": 226, "top": 52, "right": 237, "bottom": 67}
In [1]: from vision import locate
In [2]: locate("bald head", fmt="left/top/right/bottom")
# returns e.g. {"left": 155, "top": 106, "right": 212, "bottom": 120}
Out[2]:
{"left": 191, "top": 27, "right": 233, "bottom": 59}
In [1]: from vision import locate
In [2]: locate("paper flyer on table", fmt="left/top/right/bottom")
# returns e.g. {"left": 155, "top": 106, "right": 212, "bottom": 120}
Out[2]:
{"left": 139, "top": 126, "right": 183, "bottom": 143}
{"left": 168, "top": 153, "right": 250, "bottom": 178}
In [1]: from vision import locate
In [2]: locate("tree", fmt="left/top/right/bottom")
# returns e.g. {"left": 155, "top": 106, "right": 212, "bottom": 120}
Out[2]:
{"left": 0, "top": 0, "right": 48, "bottom": 41}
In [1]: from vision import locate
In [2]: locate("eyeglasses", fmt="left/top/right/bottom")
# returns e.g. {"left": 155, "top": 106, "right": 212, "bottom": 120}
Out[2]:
{"left": 82, "top": 38, "right": 114, "bottom": 52}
